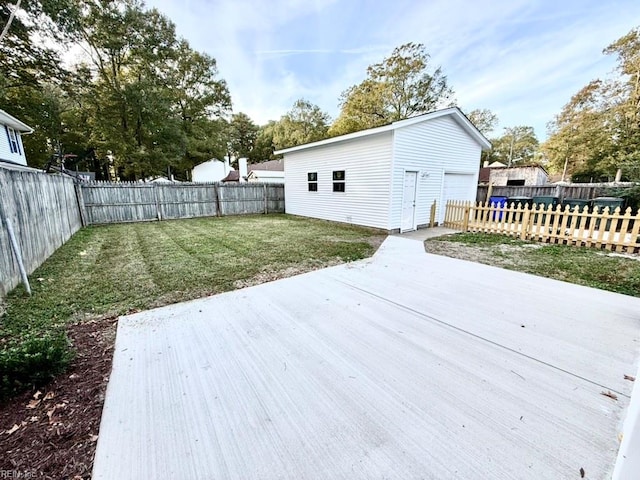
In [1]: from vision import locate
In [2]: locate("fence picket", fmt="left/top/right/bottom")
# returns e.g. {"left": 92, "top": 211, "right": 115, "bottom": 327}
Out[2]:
{"left": 445, "top": 200, "right": 640, "bottom": 253}
{"left": 617, "top": 208, "right": 633, "bottom": 253}
{"left": 79, "top": 182, "right": 285, "bottom": 224}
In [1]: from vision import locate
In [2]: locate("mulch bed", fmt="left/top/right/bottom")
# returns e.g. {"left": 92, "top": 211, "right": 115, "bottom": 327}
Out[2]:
{"left": 0, "top": 317, "right": 117, "bottom": 479}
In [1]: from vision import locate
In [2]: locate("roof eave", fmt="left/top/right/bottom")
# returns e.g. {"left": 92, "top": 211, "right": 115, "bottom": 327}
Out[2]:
{"left": 274, "top": 107, "right": 492, "bottom": 155}
{"left": 0, "top": 109, "right": 34, "bottom": 134}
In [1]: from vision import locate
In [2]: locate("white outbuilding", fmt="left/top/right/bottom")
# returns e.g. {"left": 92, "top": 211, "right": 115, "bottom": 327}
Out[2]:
{"left": 192, "top": 157, "right": 234, "bottom": 182}
{"left": 274, "top": 107, "right": 491, "bottom": 232}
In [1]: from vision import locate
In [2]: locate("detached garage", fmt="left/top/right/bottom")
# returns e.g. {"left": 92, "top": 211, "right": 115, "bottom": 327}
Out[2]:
{"left": 275, "top": 107, "right": 491, "bottom": 233}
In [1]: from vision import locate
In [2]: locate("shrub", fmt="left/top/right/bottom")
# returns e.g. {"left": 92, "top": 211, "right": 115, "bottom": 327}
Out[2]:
{"left": 605, "top": 183, "right": 640, "bottom": 211}
{"left": 0, "top": 329, "right": 74, "bottom": 402}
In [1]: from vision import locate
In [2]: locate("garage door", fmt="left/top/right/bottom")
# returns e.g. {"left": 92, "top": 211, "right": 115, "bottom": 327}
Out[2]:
{"left": 440, "top": 173, "right": 475, "bottom": 223}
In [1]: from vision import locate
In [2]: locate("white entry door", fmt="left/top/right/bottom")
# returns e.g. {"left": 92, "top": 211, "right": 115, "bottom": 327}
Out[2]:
{"left": 401, "top": 171, "right": 418, "bottom": 232}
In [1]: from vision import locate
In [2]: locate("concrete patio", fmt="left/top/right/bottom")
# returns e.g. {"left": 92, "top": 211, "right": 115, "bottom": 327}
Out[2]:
{"left": 93, "top": 235, "right": 640, "bottom": 479}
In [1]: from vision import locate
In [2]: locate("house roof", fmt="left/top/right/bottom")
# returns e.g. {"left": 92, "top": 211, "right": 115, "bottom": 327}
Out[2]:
{"left": 250, "top": 159, "right": 284, "bottom": 172}
{"left": 223, "top": 160, "right": 285, "bottom": 182}
{"left": 248, "top": 170, "right": 284, "bottom": 178}
{"left": 499, "top": 165, "right": 549, "bottom": 175}
{"left": 222, "top": 171, "right": 240, "bottom": 182}
{"left": 274, "top": 107, "right": 492, "bottom": 155}
{"left": 0, "top": 109, "right": 34, "bottom": 133}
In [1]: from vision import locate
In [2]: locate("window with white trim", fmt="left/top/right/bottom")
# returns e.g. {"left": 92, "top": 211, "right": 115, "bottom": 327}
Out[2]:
{"left": 307, "top": 172, "right": 318, "bottom": 191}
{"left": 332, "top": 170, "right": 345, "bottom": 192}
{"left": 5, "top": 127, "right": 20, "bottom": 154}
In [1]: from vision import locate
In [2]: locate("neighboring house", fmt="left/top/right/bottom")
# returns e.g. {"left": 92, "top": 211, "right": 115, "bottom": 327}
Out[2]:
{"left": 247, "top": 159, "right": 284, "bottom": 184}
{"left": 274, "top": 107, "right": 491, "bottom": 232}
{"left": 0, "top": 109, "right": 33, "bottom": 167}
{"left": 148, "top": 176, "right": 180, "bottom": 183}
{"left": 478, "top": 160, "right": 507, "bottom": 185}
{"left": 489, "top": 165, "right": 548, "bottom": 186}
{"left": 192, "top": 158, "right": 234, "bottom": 182}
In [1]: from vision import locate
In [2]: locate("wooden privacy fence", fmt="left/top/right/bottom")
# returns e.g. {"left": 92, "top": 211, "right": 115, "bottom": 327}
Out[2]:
{"left": 79, "top": 182, "right": 285, "bottom": 225}
{"left": 0, "top": 167, "right": 82, "bottom": 297}
{"left": 476, "top": 183, "right": 635, "bottom": 204}
{"left": 444, "top": 200, "right": 640, "bottom": 253}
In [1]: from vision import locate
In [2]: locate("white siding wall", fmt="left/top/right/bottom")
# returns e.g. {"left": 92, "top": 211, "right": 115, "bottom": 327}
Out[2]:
{"left": 391, "top": 116, "right": 482, "bottom": 228}
{"left": 0, "top": 125, "right": 27, "bottom": 166}
{"left": 192, "top": 160, "right": 231, "bottom": 182}
{"left": 284, "top": 132, "right": 393, "bottom": 229}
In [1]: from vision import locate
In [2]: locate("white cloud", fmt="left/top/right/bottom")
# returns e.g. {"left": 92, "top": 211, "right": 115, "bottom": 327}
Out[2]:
{"left": 143, "top": 0, "right": 640, "bottom": 138}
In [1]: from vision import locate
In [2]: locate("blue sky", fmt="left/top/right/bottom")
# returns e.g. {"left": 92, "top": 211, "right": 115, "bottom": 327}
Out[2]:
{"left": 145, "top": 0, "right": 640, "bottom": 140}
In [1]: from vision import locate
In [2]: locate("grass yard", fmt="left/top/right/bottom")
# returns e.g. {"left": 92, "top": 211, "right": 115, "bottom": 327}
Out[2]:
{"left": 0, "top": 214, "right": 385, "bottom": 399}
{"left": 425, "top": 233, "right": 640, "bottom": 297}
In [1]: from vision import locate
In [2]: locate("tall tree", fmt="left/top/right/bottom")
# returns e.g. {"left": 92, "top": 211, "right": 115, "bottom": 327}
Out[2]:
{"left": 487, "top": 126, "right": 539, "bottom": 166}
{"left": 329, "top": 43, "right": 453, "bottom": 136}
{"left": 466, "top": 109, "right": 498, "bottom": 138}
{"left": 543, "top": 26, "right": 640, "bottom": 181}
{"left": 0, "top": 0, "right": 81, "bottom": 167}
{"left": 228, "top": 112, "right": 259, "bottom": 159}
{"left": 252, "top": 121, "right": 278, "bottom": 161}
{"left": 272, "top": 99, "right": 330, "bottom": 149}
{"left": 59, "top": 0, "right": 230, "bottom": 179}
{"left": 0, "top": 0, "right": 77, "bottom": 93}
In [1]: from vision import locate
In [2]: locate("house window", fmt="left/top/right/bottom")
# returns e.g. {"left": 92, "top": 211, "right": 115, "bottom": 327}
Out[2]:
{"left": 5, "top": 127, "right": 20, "bottom": 154}
{"left": 506, "top": 179, "right": 525, "bottom": 186}
{"left": 307, "top": 172, "right": 318, "bottom": 191}
{"left": 332, "top": 170, "right": 345, "bottom": 192}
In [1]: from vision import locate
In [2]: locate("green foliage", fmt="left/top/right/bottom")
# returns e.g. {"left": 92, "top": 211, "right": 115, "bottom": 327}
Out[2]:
{"left": 272, "top": 99, "right": 330, "bottom": 149}
{"left": 466, "top": 109, "right": 498, "bottom": 138}
{"left": 605, "top": 184, "right": 640, "bottom": 211}
{"left": 543, "top": 26, "right": 640, "bottom": 180}
{"left": 0, "top": 328, "right": 74, "bottom": 402}
{"left": 252, "top": 121, "right": 278, "bottom": 161}
{"left": 329, "top": 43, "right": 453, "bottom": 136}
{"left": 2, "top": 0, "right": 232, "bottom": 180}
{"left": 228, "top": 112, "right": 259, "bottom": 159}
{"left": 486, "top": 126, "right": 539, "bottom": 166}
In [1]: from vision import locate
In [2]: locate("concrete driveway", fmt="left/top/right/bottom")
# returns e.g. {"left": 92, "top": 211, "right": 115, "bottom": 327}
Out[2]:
{"left": 93, "top": 236, "right": 640, "bottom": 479}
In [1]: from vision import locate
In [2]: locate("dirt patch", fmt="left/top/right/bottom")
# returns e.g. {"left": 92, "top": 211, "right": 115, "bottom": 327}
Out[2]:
{"left": 0, "top": 316, "right": 117, "bottom": 479}
{"left": 233, "top": 260, "right": 345, "bottom": 289}
{"left": 365, "top": 234, "right": 387, "bottom": 252}
{"left": 423, "top": 240, "right": 538, "bottom": 268}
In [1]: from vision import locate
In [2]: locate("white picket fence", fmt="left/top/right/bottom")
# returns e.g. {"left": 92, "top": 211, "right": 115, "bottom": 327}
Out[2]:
{"left": 444, "top": 200, "right": 640, "bottom": 253}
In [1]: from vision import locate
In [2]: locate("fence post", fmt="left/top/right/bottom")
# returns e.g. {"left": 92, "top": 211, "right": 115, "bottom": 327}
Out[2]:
{"left": 263, "top": 184, "right": 268, "bottom": 215}
{"left": 430, "top": 199, "right": 437, "bottom": 227}
{"left": 153, "top": 183, "right": 162, "bottom": 221}
{"left": 462, "top": 203, "right": 470, "bottom": 232}
{"left": 214, "top": 183, "right": 222, "bottom": 216}
{"left": 520, "top": 205, "right": 531, "bottom": 240}
{"left": 74, "top": 183, "right": 88, "bottom": 227}
{"left": 486, "top": 182, "right": 493, "bottom": 203}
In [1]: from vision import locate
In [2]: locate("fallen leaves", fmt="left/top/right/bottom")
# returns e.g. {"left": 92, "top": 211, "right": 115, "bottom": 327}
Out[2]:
{"left": 4, "top": 421, "right": 26, "bottom": 435}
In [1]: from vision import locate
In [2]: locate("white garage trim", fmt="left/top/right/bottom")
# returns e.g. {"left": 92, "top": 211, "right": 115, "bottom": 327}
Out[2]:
{"left": 439, "top": 170, "right": 476, "bottom": 224}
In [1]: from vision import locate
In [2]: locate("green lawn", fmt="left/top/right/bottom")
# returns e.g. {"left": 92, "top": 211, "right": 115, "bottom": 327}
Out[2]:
{"left": 425, "top": 233, "right": 640, "bottom": 297}
{"left": 0, "top": 214, "right": 384, "bottom": 399}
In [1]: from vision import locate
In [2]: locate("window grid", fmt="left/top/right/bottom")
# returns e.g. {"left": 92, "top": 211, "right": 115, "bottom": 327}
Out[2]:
{"left": 332, "top": 170, "right": 345, "bottom": 192}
